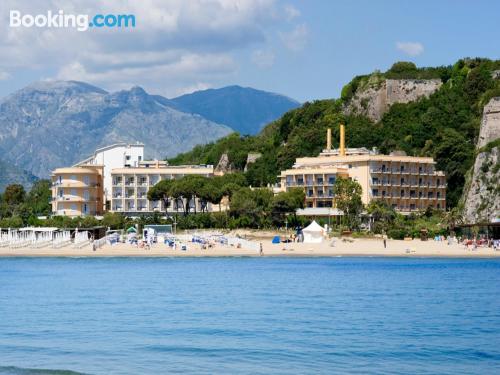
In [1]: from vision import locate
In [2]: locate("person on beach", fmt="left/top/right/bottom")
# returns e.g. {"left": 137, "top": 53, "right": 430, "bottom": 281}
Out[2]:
{"left": 383, "top": 234, "right": 387, "bottom": 249}
{"left": 259, "top": 242, "right": 264, "bottom": 256}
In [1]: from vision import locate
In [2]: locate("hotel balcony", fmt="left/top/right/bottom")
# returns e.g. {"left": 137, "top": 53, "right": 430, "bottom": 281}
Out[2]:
{"left": 52, "top": 181, "right": 100, "bottom": 188}
{"left": 53, "top": 195, "right": 100, "bottom": 202}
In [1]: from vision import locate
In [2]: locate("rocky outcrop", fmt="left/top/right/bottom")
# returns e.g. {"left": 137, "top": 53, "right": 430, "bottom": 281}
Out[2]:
{"left": 463, "top": 97, "right": 500, "bottom": 224}
{"left": 345, "top": 78, "right": 442, "bottom": 122}
{"left": 244, "top": 153, "right": 262, "bottom": 171}
{"left": 477, "top": 98, "right": 500, "bottom": 148}
{"left": 215, "top": 153, "right": 232, "bottom": 174}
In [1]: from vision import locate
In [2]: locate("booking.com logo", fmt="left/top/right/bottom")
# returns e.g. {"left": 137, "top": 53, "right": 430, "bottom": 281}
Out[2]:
{"left": 9, "top": 10, "right": 136, "bottom": 31}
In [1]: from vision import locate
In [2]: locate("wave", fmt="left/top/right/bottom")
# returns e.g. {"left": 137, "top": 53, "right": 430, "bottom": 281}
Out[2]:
{"left": 0, "top": 366, "right": 90, "bottom": 375}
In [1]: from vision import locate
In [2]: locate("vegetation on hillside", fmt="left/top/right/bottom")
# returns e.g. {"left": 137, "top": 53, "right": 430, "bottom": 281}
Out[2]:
{"left": 169, "top": 58, "right": 500, "bottom": 208}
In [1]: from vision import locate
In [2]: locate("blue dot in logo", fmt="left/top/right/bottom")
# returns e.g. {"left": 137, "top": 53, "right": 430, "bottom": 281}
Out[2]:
{"left": 89, "top": 22, "right": 93, "bottom": 27}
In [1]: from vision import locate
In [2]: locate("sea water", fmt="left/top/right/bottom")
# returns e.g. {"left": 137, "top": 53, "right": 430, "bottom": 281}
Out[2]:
{"left": 0, "top": 257, "right": 499, "bottom": 374}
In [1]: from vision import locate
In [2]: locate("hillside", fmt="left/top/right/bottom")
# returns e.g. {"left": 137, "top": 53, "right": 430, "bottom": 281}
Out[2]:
{"left": 0, "top": 81, "right": 232, "bottom": 178}
{"left": 169, "top": 58, "right": 500, "bottom": 209}
{"left": 170, "top": 85, "right": 300, "bottom": 135}
{"left": 0, "top": 159, "right": 37, "bottom": 192}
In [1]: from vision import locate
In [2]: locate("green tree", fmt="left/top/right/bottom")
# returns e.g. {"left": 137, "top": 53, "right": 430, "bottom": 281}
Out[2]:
{"left": 25, "top": 180, "right": 51, "bottom": 216}
{"left": 147, "top": 179, "right": 174, "bottom": 216}
{"left": 333, "top": 177, "right": 363, "bottom": 229}
{"left": 271, "top": 188, "right": 305, "bottom": 225}
{"left": 366, "top": 201, "right": 397, "bottom": 233}
{"left": 230, "top": 187, "right": 273, "bottom": 228}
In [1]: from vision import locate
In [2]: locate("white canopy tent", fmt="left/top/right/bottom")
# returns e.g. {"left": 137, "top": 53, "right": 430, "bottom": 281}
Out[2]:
{"left": 302, "top": 220, "right": 325, "bottom": 243}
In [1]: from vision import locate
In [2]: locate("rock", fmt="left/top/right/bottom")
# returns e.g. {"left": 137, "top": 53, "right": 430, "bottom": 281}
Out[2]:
{"left": 463, "top": 97, "right": 500, "bottom": 224}
{"left": 244, "top": 153, "right": 262, "bottom": 172}
{"left": 477, "top": 97, "right": 500, "bottom": 149}
{"left": 345, "top": 78, "right": 442, "bottom": 122}
{"left": 215, "top": 153, "right": 232, "bottom": 174}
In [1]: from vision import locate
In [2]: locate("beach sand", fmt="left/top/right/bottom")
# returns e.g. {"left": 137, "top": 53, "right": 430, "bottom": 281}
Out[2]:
{"left": 0, "top": 237, "right": 498, "bottom": 258}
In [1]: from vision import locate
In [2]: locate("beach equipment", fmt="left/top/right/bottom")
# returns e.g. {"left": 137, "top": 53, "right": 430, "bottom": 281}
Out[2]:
{"left": 272, "top": 236, "right": 280, "bottom": 244}
{"left": 302, "top": 221, "right": 325, "bottom": 243}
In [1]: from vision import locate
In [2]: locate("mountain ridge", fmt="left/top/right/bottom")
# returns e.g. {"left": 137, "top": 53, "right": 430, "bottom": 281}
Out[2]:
{"left": 0, "top": 80, "right": 233, "bottom": 180}
{"left": 170, "top": 85, "right": 300, "bottom": 135}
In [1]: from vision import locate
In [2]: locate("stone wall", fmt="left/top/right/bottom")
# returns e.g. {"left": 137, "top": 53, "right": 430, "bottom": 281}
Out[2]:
{"left": 345, "top": 78, "right": 442, "bottom": 122}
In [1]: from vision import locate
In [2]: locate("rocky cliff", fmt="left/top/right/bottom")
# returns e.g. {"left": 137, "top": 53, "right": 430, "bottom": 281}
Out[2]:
{"left": 345, "top": 77, "right": 442, "bottom": 122}
{"left": 463, "top": 97, "right": 500, "bottom": 224}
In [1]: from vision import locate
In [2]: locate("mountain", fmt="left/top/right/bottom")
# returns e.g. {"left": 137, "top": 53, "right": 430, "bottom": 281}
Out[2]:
{"left": 0, "top": 159, "right": 37, "bottom": 192}
{"left": 169, "top": 58, "right": 500, "bottom": 210}
{"left": 170, "top": 85, "right": 300, "bottom": 135}
{"left": 0, "top": 81, "right": 233, "bottom": 179}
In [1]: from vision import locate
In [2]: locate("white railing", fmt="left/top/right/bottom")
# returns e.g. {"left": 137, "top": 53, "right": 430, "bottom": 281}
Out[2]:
{"left": 52, "top": 231, "right": 71, "bottom": 248}
{"left": 74, "top": 231, "right": 90, "bottom": 248}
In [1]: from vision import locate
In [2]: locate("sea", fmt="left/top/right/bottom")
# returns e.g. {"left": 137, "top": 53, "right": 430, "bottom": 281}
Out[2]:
{"left": 0, "top": 257, "right": 499, "bottom": 375}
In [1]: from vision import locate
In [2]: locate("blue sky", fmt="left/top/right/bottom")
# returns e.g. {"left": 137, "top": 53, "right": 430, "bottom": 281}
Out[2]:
{"left": 0, "top": 0, "right": 499, "bottom": 102}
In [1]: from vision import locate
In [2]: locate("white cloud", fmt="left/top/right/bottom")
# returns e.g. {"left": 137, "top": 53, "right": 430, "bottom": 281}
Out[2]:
{"left": 0, "top": 0, "right": 293, "bottom": 96}
{"left": 396, "top": 41, "right": 424, "bottom": 57}
{"left": 0, "top": 71, "right": 10, "bottom": 80}
{"left": 284, "top": 4, "right": 300, "bottom": 21}
{"left": 174, "top": 82, "right": 212, "bottom": 97}
{"left": 279, "top": 23, "right": 308, "bottom": 52}
{"left": 251, "top": 49, "right": 275, "bottom": 68}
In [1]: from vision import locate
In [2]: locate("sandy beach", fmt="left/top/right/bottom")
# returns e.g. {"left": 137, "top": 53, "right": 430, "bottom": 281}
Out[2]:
{"left": 0, "top": 237, "right": 498, "bottom": 258}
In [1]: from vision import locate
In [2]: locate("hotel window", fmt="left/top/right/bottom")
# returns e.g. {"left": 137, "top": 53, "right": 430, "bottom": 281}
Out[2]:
{"left": 328, "top": 188, "right": 334, "bottom": 197}
{"left": 401, "top": 178, "right": 405, "bottom": 185}
{"left": 317, "top": 189, "right": 324, "bottom": 197}
{"left": 401, "top": 190, "right": 405, "bottom": 197}
{"left": 437, "top": 192, "right": 441, "bottom": 199}
{"left": 71, "top": 204, "right": 77, "bottom": 211}
{"left": 382, "top": 191, "right": 386, "bottom": 197}
{"left": 316, "top": 177, "right": 323, "bottom": 184}
{"left": 372, "top": 178, "right": 379, "bottom": 185}
{"left": 83, "top": 175, "right": 90, "bottom": 185}
{"left": 297, "top": 178, "right": 304, "bottom": 185}
{"left": 71, "top": 175, "right": 76, "bottom": 181}
{"left": 400, "top": 165, "right": 405, "bottom": 172}
{"left": 126, "top": 155, "right": 131, "bottom": 161}
{"left": 71, "top": 189, "right": 77, "bottom": 196}
{"left": 59, "top": 189, "right": 63, "bottom": 198}
{"left": 410, "top": 204, "right": 416, "bottom": 210}
{"left": 381, "top": 164, "right": 386, "bottom": 172}
{"left": 437, "top": 179, "right": 441, "bottom": 186}
{"left": 83, "top": 190, "right": 89, "bottom": 201}
{"left": 307, "top": 189, "right": 313, "bottom": 197}
{"left": 328, "top": 176, "right": 335, "bottom": 184}
{"left": 428, "top": 192, "right": 434, "bottom": 198}
{"left": 372, "top": 189, "right": 379, "bottom": 196}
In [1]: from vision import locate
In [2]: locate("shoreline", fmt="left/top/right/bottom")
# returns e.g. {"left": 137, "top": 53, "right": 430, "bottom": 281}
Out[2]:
{"left": 0, "top": 238, "right": 498, "bottom": 258}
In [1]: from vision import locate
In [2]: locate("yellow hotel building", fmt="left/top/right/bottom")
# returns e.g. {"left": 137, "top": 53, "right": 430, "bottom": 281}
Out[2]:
{"left": 278, "top": 126, "right": 446, "bottom": 213}
{"left": 51, "top": 165, "right": 104, "bottom": 217}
